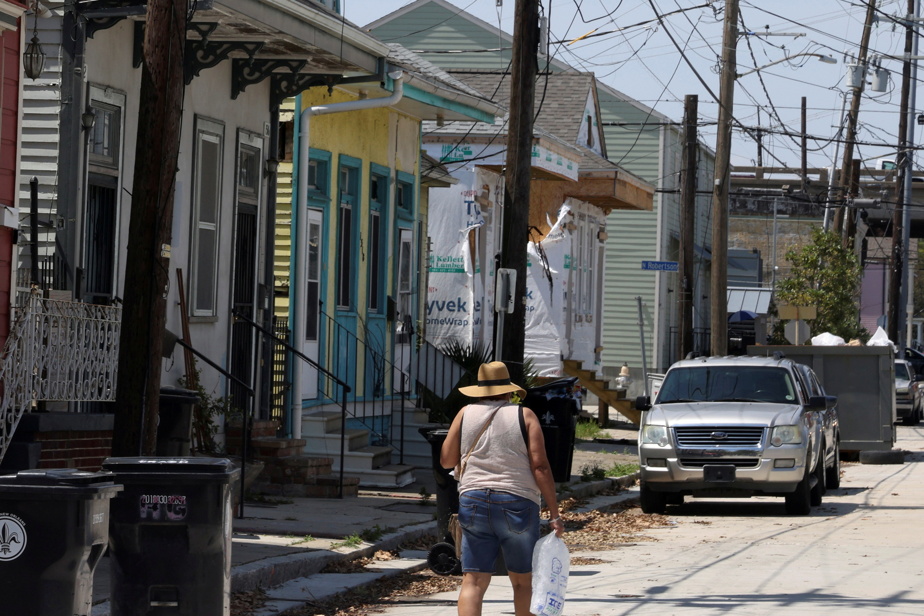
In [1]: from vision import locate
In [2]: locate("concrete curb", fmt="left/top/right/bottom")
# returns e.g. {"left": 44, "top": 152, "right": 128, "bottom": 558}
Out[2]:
{"left": 232, "top": 520, "right": 437, "bottom": 593}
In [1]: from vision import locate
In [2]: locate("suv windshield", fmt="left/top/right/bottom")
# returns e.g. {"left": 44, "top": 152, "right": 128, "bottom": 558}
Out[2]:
{"left": 895, "top": 362, "right": 911, "bottom": 381}
{"left": 656, "top": 366, "right": 798, "bottom": 405}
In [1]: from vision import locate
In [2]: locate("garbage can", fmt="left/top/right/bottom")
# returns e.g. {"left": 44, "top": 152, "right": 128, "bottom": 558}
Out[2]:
{"left": 158, "top": 386, "right": 199, "bottom": 456}
{"left": 524, "top": 377, "right": 581, "bottom": 482}
{"left": 102, "top": 457, "right": 240, "bottom": 616}
{"left": 0, "top": 468, "right": 121, "bottom": 616}
{"left": 418, "top": 428, "right": 457, "bottom": 543}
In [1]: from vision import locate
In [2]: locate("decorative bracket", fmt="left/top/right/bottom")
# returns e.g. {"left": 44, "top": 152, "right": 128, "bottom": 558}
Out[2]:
{"left": 232, "top": 58, "right": 306, "bottom": 100}
{"left": 270, "top": 72, "right": 342, "bottom": 107}
{"left": 185, "top": 23, "right": 265, "bottom": 84}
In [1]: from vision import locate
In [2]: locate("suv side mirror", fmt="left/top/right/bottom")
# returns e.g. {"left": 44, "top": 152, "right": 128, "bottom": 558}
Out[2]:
{"left": 635, "top": 396, "right": 651, "bottom": 411}
{"left": 807, "top": 395, "right": 827, "bottom": 411}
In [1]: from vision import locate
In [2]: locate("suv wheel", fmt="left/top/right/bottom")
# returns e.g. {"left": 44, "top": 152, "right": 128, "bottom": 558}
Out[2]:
{"left": 825, "top": 441, "right": 841, "bottom": 489}
{"left": 640, "top": 484, "right": 667, "bottom": 514}
{"left": 810, "top": 457, "right": 824, "bottom": 506}
{"left": 785, "top": 464, "right": 812, "bottom": 515}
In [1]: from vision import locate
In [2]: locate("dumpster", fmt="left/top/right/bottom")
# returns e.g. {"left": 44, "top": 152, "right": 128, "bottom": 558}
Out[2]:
{"left": 0, "top": 468, "right": 121, "bottom": 616}
{"left": 158, "top": 386, "right": 199, "bottom": 456}
{"left": 524, "top": 377, "right": 581, "bottom": 482}
{"left": 102, "top": 457, "right": 240, "bottom": 616}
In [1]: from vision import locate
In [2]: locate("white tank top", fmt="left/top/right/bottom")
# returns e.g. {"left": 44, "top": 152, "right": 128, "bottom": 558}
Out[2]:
{"left": 458, "top": 401, "right": 540, "bottom": 504}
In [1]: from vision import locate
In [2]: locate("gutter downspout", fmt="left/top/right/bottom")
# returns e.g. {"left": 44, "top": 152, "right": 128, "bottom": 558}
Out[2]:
{"left": 290, "top": 71, "right": 404, "bottom": 442}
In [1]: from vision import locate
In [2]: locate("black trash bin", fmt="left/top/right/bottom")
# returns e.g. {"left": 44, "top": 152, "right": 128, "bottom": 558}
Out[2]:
{"left": 419, "top": 427, "right": 461, "bottom": 576}
{"left": 102, "top": 457, "right": 240, "bottom": 616}
{"left": 158, "top": 387, "right": 199, "bottom": 456}
{"left": 524, "top": 377, "right": 581, "bottom": 482}
{"left": 0, "top": 468, "right": 121, "bottom": 616}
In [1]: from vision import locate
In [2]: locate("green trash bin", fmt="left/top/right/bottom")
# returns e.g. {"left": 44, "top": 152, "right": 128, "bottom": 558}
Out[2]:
{"left": 102, "top": 457, "right": 240, "bottom": 616}
{"left": 0, "top": 468, "right": 121, "bottom": 616}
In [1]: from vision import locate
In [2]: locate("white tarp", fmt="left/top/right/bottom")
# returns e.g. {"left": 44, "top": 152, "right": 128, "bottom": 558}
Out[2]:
{"left": 525, "top": 204, "right": 572, "bottom": 377}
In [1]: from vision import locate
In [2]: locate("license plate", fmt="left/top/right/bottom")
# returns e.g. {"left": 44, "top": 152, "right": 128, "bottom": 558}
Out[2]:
{"left": 703, "top": 465, "right": 736, "bottom": 482}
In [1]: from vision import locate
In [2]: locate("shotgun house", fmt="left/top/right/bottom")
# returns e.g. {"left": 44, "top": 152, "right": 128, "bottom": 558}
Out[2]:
{"left": 366, "top": 0, "right": 716, "bottom": 387}
{"left": 420, "top": 71, "right": 655, "bottom": 420}
{"left": 270, "top": 44, "right": 501, "bottom": 487}
{"left": 6, "top": 0, "right": 478, "bottom": 483}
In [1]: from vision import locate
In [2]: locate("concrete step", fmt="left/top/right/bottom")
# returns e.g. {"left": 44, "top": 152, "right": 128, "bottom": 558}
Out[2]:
{"left": 330, "top": 445, "right": 394, "bottom": 471}
{"left": 302, "top": 428, "right": 369, "bottom": 454}
{"left": 335, "top": 463, "right": 416, "bottom": 488}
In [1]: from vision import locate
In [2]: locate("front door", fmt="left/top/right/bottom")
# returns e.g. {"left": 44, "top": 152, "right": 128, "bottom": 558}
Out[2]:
{"left": 230, "top": 205, "right": 257, "bottom": 414}
{"left": 83, "top": 174, "right": 117, "bottom": 305}
{"left": 301, "top": 208, "right": 323, "bottom": 400}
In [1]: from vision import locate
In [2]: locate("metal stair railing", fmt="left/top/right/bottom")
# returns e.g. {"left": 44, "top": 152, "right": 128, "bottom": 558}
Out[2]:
{"left": 0, "top": 289, "right": 122, "bottom": 464}
{"left": 232, "top": 310, "right": 353, "bottom": 493}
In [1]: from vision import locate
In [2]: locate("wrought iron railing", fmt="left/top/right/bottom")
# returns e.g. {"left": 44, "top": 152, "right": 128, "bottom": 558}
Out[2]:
{"left": 0, "top": 289, "right": 122, "bottom": 464}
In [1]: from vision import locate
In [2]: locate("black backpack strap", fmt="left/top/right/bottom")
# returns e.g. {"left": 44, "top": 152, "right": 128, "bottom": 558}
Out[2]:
{"left": 518, "top": 404, "right": 530, "bottom": 453}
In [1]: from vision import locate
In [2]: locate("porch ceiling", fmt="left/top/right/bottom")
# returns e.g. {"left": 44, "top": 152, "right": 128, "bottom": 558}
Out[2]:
{"left": 564, "top": 170, "right": 654, "bottom": 213}
{"left": 84, "top": 0, "right": 390, "bottom": 99}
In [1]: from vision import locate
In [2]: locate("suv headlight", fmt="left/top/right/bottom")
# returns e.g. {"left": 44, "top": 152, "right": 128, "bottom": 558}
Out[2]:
{"left": 641, "top": 425, "right": 669, "bottom": 446}
{"left": 770, "top": 425, "right": 803, "bottom": 446}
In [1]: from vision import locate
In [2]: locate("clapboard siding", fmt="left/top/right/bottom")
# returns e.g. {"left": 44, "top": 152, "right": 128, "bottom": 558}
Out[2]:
{"left": 18, "top": 22, "right": 63, "bottom": 293}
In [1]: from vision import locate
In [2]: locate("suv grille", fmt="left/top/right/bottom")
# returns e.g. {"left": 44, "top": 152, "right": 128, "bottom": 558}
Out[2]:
{"left": 679, "top": 458, "right": 760, "bottom": 468}
{"left": 674, "top": 426, "right": 764, "bottom": 447}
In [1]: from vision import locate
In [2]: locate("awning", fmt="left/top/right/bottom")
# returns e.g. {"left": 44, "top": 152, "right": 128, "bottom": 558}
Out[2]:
{"left": 727, "top": 286, "right": 773, "bottom": 315}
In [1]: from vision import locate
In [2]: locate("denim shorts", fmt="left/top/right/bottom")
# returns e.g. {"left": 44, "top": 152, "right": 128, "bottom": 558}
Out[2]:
{"left": 458, "top": 489, "right": 540, "bottom": 574}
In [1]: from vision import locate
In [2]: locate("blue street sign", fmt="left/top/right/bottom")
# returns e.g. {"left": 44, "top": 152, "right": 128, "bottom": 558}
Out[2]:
{"left": 641, "top": 260, "right": 679, "bottom": 272}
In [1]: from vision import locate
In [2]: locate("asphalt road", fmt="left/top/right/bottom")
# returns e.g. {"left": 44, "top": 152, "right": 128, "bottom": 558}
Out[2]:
{"left": 374, "top": 424, "right": 924, "bottom": 615}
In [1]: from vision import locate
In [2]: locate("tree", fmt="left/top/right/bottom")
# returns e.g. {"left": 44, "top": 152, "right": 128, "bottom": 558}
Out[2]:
{"left": 772, "top": 228, "right": 867, "bottom": 343}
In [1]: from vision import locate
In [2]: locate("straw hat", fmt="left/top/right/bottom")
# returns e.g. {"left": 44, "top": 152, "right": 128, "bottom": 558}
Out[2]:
{"left": 458, "top": 361, "right": 526, "bottom": 398}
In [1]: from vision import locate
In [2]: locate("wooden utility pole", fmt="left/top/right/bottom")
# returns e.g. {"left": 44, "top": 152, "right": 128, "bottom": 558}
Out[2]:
{"left": 112, "top": 0, "right": 188, "bottom": 456}
{"left": 831, "top": 0, "right": 878, "bottom": 240}
{"left": 679, "top": 94, "right": 698, "bottom": 361}
{"left": 801, "top": 97, "right": 808, "bottom": 193}
{"left": 710, "top": 0, "right": 739, "bottom": 357}
{"left": 888, "top": 0, "right": 916, "bottom": 346}
{"left": 500, "top": 0, "right": 539, "bottom": 383}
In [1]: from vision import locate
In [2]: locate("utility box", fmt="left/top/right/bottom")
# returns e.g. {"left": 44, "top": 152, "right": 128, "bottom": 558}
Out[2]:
{"left": 748, "top": 345, "right": 895, "bottom": 452}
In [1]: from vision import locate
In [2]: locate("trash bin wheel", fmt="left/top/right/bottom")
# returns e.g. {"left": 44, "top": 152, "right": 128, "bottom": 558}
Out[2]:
{"left": 428, "top": 542, "right": 462, "bottom": 576}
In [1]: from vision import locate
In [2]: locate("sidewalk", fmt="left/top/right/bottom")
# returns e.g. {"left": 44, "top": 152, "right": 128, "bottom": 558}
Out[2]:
{"left": 90, "top": 420, "right": 639, "bottom": 616}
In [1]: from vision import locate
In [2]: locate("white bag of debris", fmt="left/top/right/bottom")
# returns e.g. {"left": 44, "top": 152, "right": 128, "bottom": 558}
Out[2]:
{"left": 811, "top": 332, "right": 845, "bottom": 346}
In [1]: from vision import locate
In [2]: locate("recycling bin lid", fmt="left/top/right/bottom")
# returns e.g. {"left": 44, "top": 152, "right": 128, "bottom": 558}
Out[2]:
{"left": 0, "top": 468, "right": 115, "bottom": 487}
{"left": 0, "top": 468, "right": 121, "bottom": 498}
{"left": 103, "top": 456, "right": 235, "bottom": 474}
{"left": 159, "top": 385, "right": 200, "bottom": 403}
{"left": 525, "top": 377, "right": 580, "bottom": 395}
{"left": 419, "top": 427, "right": 450, "bottom": 442}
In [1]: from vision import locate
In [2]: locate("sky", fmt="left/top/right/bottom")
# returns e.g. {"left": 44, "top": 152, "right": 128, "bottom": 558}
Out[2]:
{"left": 342, "top": 0, "right": 920, "bottom": 176}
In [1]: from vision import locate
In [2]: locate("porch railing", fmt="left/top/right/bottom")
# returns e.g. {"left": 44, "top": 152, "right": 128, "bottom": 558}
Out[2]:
{"left": 0, "top": 289, "right": 122, "bottom": 464}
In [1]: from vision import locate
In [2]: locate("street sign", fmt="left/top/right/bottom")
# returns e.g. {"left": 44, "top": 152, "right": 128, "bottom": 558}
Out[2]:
{"left": 784, "top": 320, "right": 811, "bottom": 345}
{"left": 641, "top": 260, "right": 679, "bottom": 272}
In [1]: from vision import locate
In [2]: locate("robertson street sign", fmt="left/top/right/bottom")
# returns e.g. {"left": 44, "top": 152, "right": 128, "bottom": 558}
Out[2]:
{"left": 641, "top": 260, "right": 679, "bottom": 272}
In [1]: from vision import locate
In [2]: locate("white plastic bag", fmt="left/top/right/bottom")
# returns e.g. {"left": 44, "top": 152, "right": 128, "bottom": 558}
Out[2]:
{"left": 530, "top": 533, "right": 569, "bottom": 616}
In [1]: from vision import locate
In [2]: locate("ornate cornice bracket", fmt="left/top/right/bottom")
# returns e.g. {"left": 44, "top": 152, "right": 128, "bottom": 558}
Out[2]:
{"left": 231, "top": 58, "right": 306, "bottom": 100}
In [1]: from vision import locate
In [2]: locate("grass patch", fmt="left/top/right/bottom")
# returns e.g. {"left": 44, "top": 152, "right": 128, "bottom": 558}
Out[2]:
{"left": 292, "top": 534, "right": 316, "bottom": 545}
{"left": 359, "top": 524, "right": 391, "bottom": 542}
{"left": 605, "top": 462, "right": 639, "bottom": 477}
{"left": 331, "top": 533, "right": 364, "bottom": 550}
{"left": 575, "top": 420, "right": 604, "bottom": 441}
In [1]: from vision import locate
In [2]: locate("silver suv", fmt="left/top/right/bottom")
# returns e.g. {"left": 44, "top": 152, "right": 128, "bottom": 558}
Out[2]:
{"left": 637, "top": 355, "right": 832, "bottom": 515}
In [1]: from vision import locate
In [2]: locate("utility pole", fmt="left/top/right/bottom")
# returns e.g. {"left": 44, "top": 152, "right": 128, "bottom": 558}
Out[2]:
{"left": 679, "top": 94, "right": 698, "bottom": 361}
{"left": 889, "top": 0, "right": 919, "bottom": 349}
{"left": 831, "top": 0, "right": 878, "bottom": 240}
{"left": 499, "top": 0, "right": 539, "bottom": 383}
{"left": 710, "top": 0, "right": 739, "bottom": 357}
{"left": 112, "top": 0, "right": 188, "bottom": 456}
{"left": 801, "top": 97, "right": 808, "bottom": 193}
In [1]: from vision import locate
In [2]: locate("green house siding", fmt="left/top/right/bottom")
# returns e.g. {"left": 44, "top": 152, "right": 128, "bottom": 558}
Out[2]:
{"left": 370, "top": 5, "right": 513, "bottom": 71}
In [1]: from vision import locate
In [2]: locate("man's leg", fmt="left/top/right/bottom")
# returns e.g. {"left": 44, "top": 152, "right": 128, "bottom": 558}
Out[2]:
{"left": 458, "top": 571, "right": 492, "bottom": 616}
{"left": 508, "top": 571, "right": 533, "bottom": 616}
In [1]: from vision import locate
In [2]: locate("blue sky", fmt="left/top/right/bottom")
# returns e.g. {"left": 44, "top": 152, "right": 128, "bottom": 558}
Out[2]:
{"left": 344, "top": 0, "right": 918, "bottom": 174}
